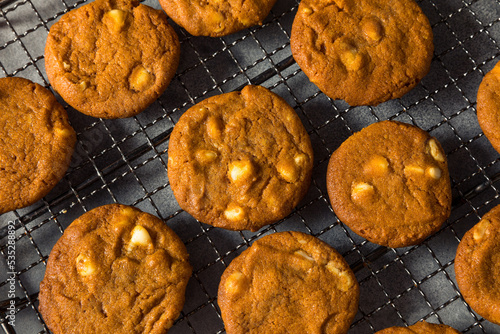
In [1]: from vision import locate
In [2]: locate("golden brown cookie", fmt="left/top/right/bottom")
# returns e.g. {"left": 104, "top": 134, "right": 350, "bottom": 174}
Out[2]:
{"left": 477, "top": 60, "right": 500, "bottom": 154}
{"left": 0, "top": 77, "right": 76, "bottom": 214}
{"left": 375, "top": 321, "right": 461, "bottom": 334}
{"left": 326, "top": 121, "right": 451, "bottom": 248}
{"left": 218, "top": 231, "right": 359, "bottom": 334}
{"left": 45, "top": 0, "right": 180, "bottom": 119}
{"left": 455, "top": 204, "right": 500, "bottom": 325}
{"left": 290, "top": 0, "right": 433, "bottom": 106}
{"left": 168, "top": 85, "right": 313, "bottom": 231}
{"left": 158, "top": 0, "right": 277, "bottom": 37}
{"left": 39, "top": 204, "right": 192, "bottom": 334}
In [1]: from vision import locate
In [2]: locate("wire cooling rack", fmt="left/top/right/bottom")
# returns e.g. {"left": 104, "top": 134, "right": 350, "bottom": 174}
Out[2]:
{"left": 1, "top": 0, "right": 500, "bottom": 333}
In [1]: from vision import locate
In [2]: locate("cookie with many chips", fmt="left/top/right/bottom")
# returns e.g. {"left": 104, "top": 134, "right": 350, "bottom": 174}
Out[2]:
{"left": 39, "top": 204, "right": 192, "bottom": 334}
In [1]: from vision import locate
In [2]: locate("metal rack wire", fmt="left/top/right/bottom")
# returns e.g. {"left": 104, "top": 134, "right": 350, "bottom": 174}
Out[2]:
{"left": 1, "top": 0, "right": 500, "bottom": 332}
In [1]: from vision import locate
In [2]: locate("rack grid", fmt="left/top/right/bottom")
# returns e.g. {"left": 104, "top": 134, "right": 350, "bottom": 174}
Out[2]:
{"left": 1, "top": 0, "right": 500, "bottom": 333}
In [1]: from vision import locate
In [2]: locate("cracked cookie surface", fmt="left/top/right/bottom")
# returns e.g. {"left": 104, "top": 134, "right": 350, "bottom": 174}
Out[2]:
{"left": 218, "top": 231, "right": 359, "bottom": 334}
{"left": 455, "top": 204, "right": 500, "bottom": 325}
{"left": 290, "top": 0, "right": 433, "bottom": 106}
{"left": 45, "top": 0, "right": 180, "bottom": 118}
{"left": 0, "top": 77, "right": 76, "bottom": 214}
{"left": 168, "top": 85, "right": 313, "bottom": 231}
{"left": 375, "top": 321, "right": 460, "bottom": 333}
{"left": 158, "top": 0, "right": 277, "bottom": 37}
{"left": 326, "top": 121, "right": 451, "bottom": 248}
{"left": 477, "top": 60, "right": 500, "bottom": 154}
{"left": 39, "top": 204, "right": 192, "bottom": 334}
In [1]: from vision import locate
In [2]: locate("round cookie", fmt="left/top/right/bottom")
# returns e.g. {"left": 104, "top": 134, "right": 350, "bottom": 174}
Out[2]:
{"left": 39, "top": 204, "right": 192, "bottom": 334}
{"left": 290, "top": 0, "right": 433, "bottom": 106}
{"left": 167, "top": 85, "right": 313, "bottom": 231}
{"left": 455, "top": 204, "right": 500, "bottom": 325}
{"left": 477, "top": 60, "right": 500, "bottom": 154}
{"left": 375, "top": 321, "right": 460, "bottom": 334}
{"left": 326, "top": 121, "right": 451, "bottom": 248}
{"left": 218, "top": 231, "right": 359, "bottom": 334}
{"left": 45, "top": 0, "right": 180, "bottom": 119}
{"left": 158, "top": 0, "right": 277, "bottom": 37}
{"left": 0, "top": 77, "right": 76, "bottom": 214}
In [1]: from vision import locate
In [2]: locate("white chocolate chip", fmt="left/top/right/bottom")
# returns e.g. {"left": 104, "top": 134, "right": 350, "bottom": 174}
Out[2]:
{"left": 77, "top": 81, "right": 88, "bottom": 91}
{"left": 362, "top": 18, "right": 384, "bottom": 42}
{"left": 426, "top": 167, "right": 442, "bottom": 180}
{"left": 206, "top": 116, "right": 223, "bottom": 141}
{"left": 129, "top": 225, "right": 153, "bottom": 248}
{"left": 225, "top": 271, "right": 248, "bottom": 296}
{"left": 294, "top": 153, "right": 308, "bottom": 166}
{"left": 404, "top": 165, "right": 425, "bottom": 175}
{"left": 295, "top": 250, "right": 315, "bottom": 262}
{"left": 301, "top": 7, "right": 313, "bottom": 14}
{"left": 229, "top": 160, "right": 255, "bottom": 183}
{"left": 277, "top": 160, "right": 300, "bottom": 183}
{"left": 104, "top": 9, "right": 128, "bottom": 32}
{"left": 129, "top": 65, "right": 154, "bottom": 92}
{"left": 196, "top": 149, "right": 218, "bottom": 164}
{"left": 76, "top": 254, "right": 96, "bottom": 277}
{"left": 326, "top": 261, "right": 353, "bottom": 292}
{"left": 427, "top": 139, "right": 445, "bottom": 162}
{"left": 351, "top": 182, "right": 375, "bottom": 202}
{"left": 473, "top": 219, "right": 491, "bottom": 242}
{"left": 224, "top": 203, "right": 245, "bottom": 221}
{"left": 340, "top": 46, "right": 364, "bottom": 71}
{"left": 365, "top": 155, "right": 389, "bottom": 175}
{"left": 63, "top": 61, "right": 71, "bottom": 70}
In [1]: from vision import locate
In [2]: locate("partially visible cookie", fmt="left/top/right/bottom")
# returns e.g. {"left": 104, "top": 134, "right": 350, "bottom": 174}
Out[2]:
{"left": 218, "top": 231, "right": 359, "bottom": 334}
{"left": 168, "top": 85, "right": 313, "bottom": 231}
{"left": 291, "top": 0, "right": 433, "bottom": 106}
{"left": 158, "top": 0, "right": 277, "bottom": 37}
{"left": 375, "top": 321, "right": 461, "bottom": 333}
{"left": 477, "top": 60, "right": 500, "bottom": 153}
{"left": 455, "top": 204, "right": 500, "bottom": 325}
{"left": 326, "top": 121, "right": 451, "bottom": 248}
{"left": 45, "top": 0, "right": 180, "bottom": 119}
{"left": 39, "top": 204, "right": 192, "bottom": 334}
{"left": 0, "top": 77, "right": 76, "bottom": 214}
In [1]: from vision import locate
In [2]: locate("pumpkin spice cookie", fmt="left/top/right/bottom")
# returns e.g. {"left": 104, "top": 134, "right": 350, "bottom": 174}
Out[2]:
{"left": 326, "top": 121, "right": 451, "bottom": 248}
{"left": 158, "top": 0, "right": 277, "bottom": 37}
{"left": 455, "top": 204, "right": 500, "bottom": 325}
{"left": 168, "top": 85, "right": 313, "bottom": 231}
{"left": 291, "top": 0, "right": 433, "bottom": 106}
{"left": 45, "top": 0, "right": 180, "bottom": 119}
{"left": 0, "top": 77, "right": 76, "bottom": 214}
{"left": 218, "top": 231, "right": 359, "bottom": 334}
{"left": 39, "top": 204, "right": 192, "bottom": 334}
{"left": 375, "top": 321, "right": 461, "bottom": 334}
{"left": 477, "top": 60, "right": 500, "bottom": 154}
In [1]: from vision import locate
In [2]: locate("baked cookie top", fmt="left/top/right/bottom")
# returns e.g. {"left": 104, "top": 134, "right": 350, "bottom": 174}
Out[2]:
{"left": 158, "top": 0, "right": 277, "bottom": 37}
{"left": 326, "top": 121, "right": 451, "bottom": 248}
{"left": 218, "top": 231, "right": 359, "bottom": 334}
{"left": 375, "top": 321, "right": 461, "bottom": 333}
{"left": 455, "top": 204, "right": 500, "bottom": 325}
{"left": 290, "top": 0, "right": 433, "bottom": 106}
{"left": 45, "top": 0, "right": 180, "bottom": 119}
{"left": 477, "top": 60, "right": 500, "bottom": 154}
{"left": 0, "top": 77, "right": 76, "bottom": 214}
{"left": 39, "top": 204, "right": 192, "bottom": 334}
{"left": 168, "top": 85, "right": 313, "bottom": 231}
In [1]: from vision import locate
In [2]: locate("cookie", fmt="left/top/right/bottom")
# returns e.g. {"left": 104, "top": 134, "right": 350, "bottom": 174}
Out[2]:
{"left": 45, "top": 0, "right": 180, "bottom": 119}
{"left": 375, "top": 321, "right": 460, "bottom": 333}
{"left": 326, "top": 121, "right": 451, "bottom": 248}
{"left": 218, "top": 231, "right": 359, "bottom": 334}
{"left": 290, "top": 0, "right": 433, "bottom": 106}
{"left": 0, "top": 77, "right": 76, "bottom": 214}
{"left": 455, "top": 204, "right": 500, "bottom": 325}
{"left": 477, "top": 60, "right": 500, "bottom": 154}
{"left": 158, "top": 0, "right": 277, "bottom": 37}
{"left": 39, "top": 204, "right": 192, "bottom": 334}
{"left": 168, "top": 85, "right": 313, "bottom": 231}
